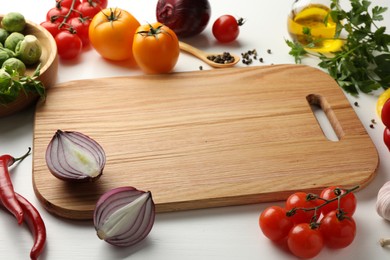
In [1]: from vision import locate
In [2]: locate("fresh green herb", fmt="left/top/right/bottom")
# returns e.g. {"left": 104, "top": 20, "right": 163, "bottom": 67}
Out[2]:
{"left": 286, "top": 40, "right": 308, "bottom": 64}
{"left": 0, "top": 63, "right": 45, "bottom": 105}
{"left": 286, "top": 0, "right": 390, "bottom": 96}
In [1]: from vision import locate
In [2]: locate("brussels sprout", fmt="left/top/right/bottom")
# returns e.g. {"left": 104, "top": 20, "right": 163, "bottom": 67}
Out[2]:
{"left": 2, "top": 58, "right": 26, "bottom": 76}
{"left": 0, "top": 52, "right": 8, "bottom": 67}
{"left": 1, "top": 12, "right": 26, "bottom": 32}
{"left": 0, "top": 28, "right": 9, "bottom": 45}
{"left": 0, "top": 48, "right": 14, "bottom": 66}
{"left": 15, "top": 35, "right": 42, "bottom": 65}
{"left": 0, "top": 47, "right": 15, "bottom": 57}
{"left": 4, "top": 32, "right": 24, "bottom": 51}
{"left": 0, "top": 68, "right": 12, "bottom": 92}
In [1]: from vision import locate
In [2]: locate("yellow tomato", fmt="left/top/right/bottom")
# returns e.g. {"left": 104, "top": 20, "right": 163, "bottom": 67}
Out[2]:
{"left": 377, "top": 88, "right": 390, "bottom": 116}
{"left": 132, "top": 23, "right": 180, "bottom": 74}
{"left": 89, "top": 8, "right": 140, "bottom": 61}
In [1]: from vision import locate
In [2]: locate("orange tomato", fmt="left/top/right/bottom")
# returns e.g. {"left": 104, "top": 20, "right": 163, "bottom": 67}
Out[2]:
{"left": 133, "top": 22, "right": 180, "bottom": 74}
{"left": 89, "top": 8, "right": 140, "bottom": 61}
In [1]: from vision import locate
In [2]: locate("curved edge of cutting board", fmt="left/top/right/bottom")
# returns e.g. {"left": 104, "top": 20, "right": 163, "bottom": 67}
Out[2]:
{"left": 32, "top": 64, "right": 380, "bottom": 220}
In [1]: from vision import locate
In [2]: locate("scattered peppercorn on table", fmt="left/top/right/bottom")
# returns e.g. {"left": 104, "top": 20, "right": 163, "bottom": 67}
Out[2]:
{"left": 1, "top": 0, "right": 390, "bottom": 259}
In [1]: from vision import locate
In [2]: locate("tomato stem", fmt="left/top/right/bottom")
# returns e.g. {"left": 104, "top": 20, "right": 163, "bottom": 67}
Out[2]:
{"left": 58, "top": 0, "right": 88, "bottom": 30}
{"left": 106, "top": 8, "right": 121, "bottom": 22}
{"left": 287, "top": 185, "right": 359, "bottom": 222}
{"left": 237, "top": 17, "right": 246, "bottom": 26}
{"left": 137, "top": 23, "right": 173, "bottom": 40}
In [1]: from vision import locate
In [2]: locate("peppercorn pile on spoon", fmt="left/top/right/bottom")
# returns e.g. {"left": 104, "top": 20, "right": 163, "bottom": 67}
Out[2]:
{"left": 179, "top": 41, "right": 240, "bottom": 68}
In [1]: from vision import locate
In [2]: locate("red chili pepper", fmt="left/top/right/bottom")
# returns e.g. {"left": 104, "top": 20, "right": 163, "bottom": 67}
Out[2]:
{"left": 0, "top": 147, "right": 31, "bottom": 224}
{"left": 15, "top": 192, "right": 46, "bottom": 260}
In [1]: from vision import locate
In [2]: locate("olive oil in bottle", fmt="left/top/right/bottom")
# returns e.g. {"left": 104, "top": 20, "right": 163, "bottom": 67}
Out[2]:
{"left": 287, "top": 3, "right": 343, "bottom": 52}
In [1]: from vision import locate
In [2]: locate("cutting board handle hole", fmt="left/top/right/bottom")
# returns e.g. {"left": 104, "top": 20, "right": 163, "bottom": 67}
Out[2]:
{"left": 306, "top": 94, "right": 344, "bottom": 142}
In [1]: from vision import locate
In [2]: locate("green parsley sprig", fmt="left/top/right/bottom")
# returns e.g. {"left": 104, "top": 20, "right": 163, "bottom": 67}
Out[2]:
{"left": 286, "top": 0, "right": 390, "bottom": 96}
{"left": 0, "top": 63, "right": 45, "bottom": 106}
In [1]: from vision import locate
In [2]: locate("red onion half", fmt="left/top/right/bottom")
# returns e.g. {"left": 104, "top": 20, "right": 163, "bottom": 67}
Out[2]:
{"left": 45, "top": 130, "right": 106, "bottom": 182}
{"left": 93, "top": 187, "right": 155, "bottom": 247}
{"left": 156, "top": 0, "right": 211, "bottom": 38}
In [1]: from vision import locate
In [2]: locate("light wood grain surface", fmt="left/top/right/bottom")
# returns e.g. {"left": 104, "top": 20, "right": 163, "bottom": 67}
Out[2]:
{"left": 32, "top": 65, "right": 378, "bottom": 219}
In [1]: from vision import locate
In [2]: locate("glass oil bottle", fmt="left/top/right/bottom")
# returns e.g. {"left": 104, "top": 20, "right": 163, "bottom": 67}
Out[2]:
{"left": 287, "top": 0, "right": 343, "bottom": 52}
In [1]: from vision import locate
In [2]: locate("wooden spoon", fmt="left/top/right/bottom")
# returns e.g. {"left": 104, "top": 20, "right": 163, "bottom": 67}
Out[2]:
{"left": 179, "top": 41, "right": 240, "bottom": 68}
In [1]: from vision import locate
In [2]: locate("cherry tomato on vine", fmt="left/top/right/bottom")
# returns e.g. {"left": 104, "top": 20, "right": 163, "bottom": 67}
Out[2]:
{"left": 285, "top": 192, "right": 321, "bottom": 224}
{"left": 40, "top": 20, "right": 61, "bottom": 38}
{"left": 212, "top": 15, "right": 245, "bottom": 43}
{"left": 319, "top": 186, "right": 357, "bottom": 216}
{"left": 69, "top": 16, "right": 91, "bottom": 47}
{"left": 89, "top": 8, "right": 140, "bottom": 61}
{"left": 76, "top": 1, "right": 102, "bottom": 19}
{"left": 287, "top": 223, "right": 324, "bottom": 259}
{"left": 82, "top": 0, "right": 107, "bottom": 9}
{"left": 320, "top": 210, "right": 356, "bottom": 249}
{"left": 381, "top": 99, "right": 390, "bottom": 128}
{"left": 56, "top": 0, "right": 81, "bottom": 9}
{"left": 55, "top": 30, "right": 83, "bottom": 59}
{"left": 259, "top": 206, "right": 294, "bottom": 242}
{"left": 46, "top": 5, "right": 72, "bottom": 23}
{"left": 133, "top": 23, "right": 180, "bottom": 74}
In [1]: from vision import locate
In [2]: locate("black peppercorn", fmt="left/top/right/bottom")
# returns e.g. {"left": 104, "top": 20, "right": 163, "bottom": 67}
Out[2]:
{"left": 207, "top": 52, "right": 235, "bottom": 64}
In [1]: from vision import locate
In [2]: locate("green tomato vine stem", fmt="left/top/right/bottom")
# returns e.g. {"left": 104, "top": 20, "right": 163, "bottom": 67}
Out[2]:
{"left": 286, "top": 185, "right": 359, "bottom": 223}
{"left": 58, "top": 0, "right": 85, "bottom": 30}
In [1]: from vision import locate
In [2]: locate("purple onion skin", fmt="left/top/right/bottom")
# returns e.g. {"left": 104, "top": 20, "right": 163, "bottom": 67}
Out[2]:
{"left": 94, "top": 186, "right": 156, "bottom": 247}
{"left": 156, "top": 0, "right": 211, "bottom": 38}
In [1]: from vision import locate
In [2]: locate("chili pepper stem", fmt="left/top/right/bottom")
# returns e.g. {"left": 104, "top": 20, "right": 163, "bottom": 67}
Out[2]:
{"left": 13, "top": 147, "right": 31, "bottom": 163}
{"left": 379, "top": 238, "right": 390, "bottom": 247}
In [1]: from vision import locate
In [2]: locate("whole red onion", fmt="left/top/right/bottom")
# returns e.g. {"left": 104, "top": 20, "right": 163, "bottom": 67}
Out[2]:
{"left": 156, "top": 0, "right": 211, "bottom": 38}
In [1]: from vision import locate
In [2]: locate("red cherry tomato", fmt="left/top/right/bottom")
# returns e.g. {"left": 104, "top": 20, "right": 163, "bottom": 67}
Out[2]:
{"left": 55, "top": 30, "right": 83, "bottom": 59}
{"left": 40, "top": 20, "right": 62, "bottom": 38}
{"left": 287, "top": 223, "right": 324, "bottom": 259}
{"left": 56, "top": 0, "right": 81, "bottom": 9}
{"left": 285, "top": 192, "right": 321, "bottom": 224}
{"left": 46, "top": 6, "right": 72, "bottom": 23}
{"left": 68, "top": 16, "right": 91, "bottom": 47}
{"left": 212, "top": 15, "right": 244, "bottom": 43}
{"left": 320, "top": 210, "right": 356, "bottom": 249}
{"left": 382, "top": 99, "right": 390, "bottom": 128}
{"left": 259, "top": 206, "right": 294, "bottom": 242}
{"left": 82, "top": 0, "right": 107, "bottom": 9}
{"left": 76, "top": 1, "right": 102, "bottom": 19}
{"left": 384, "top": 127, "right": 390, "bottom": 150}
{"left": 319, "top": 186, "right": 357, "bottom": 216}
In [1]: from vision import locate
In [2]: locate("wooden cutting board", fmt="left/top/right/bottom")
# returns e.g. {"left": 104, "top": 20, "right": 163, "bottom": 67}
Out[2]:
{"left": 32, "top": 65, "right": 379, "bottom": 220}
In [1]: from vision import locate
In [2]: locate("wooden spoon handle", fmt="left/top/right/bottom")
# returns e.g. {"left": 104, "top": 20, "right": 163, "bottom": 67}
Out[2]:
{"left": 179, "top": 41, "right": 210, "bottom": 63}
{"left": 179, "top": 41, "right": 240, "bottom": 68}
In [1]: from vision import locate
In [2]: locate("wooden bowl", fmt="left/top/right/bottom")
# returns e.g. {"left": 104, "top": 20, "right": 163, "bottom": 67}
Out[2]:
{"left": 0, "top": 15, "right": 58, "bottom": 118}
